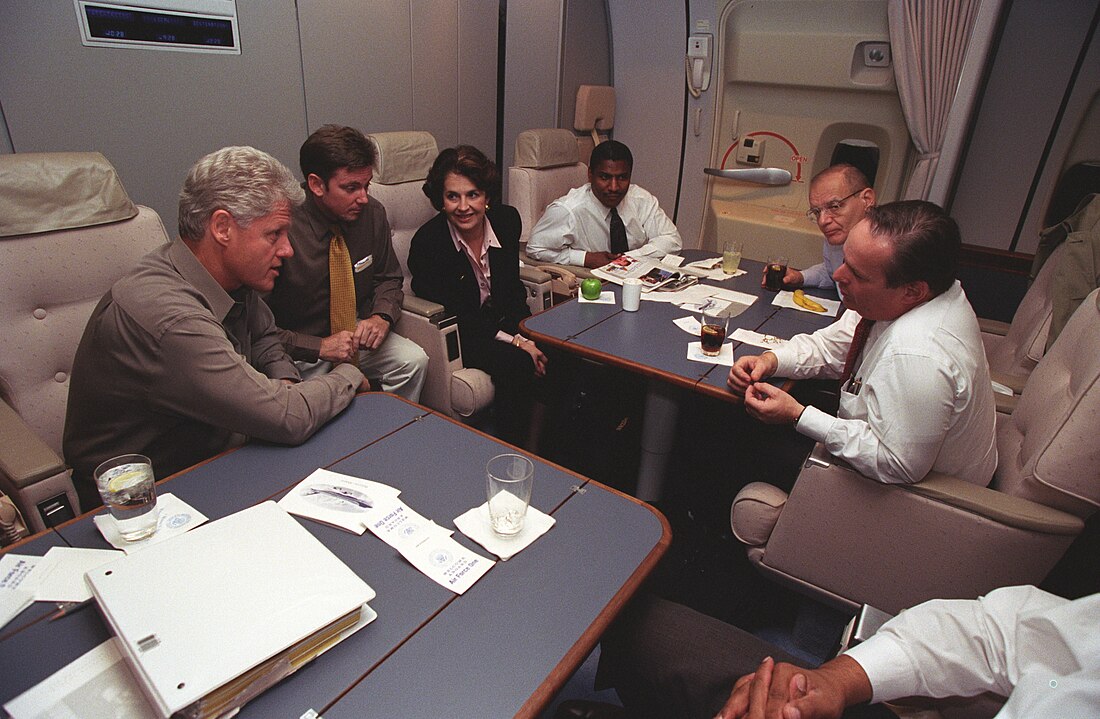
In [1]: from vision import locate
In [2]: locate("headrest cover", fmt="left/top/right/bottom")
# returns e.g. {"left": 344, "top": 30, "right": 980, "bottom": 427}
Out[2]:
{"left": 514, "top": 129, "right": 580, "bottom": 169}
{"left": 0, "top": 152, "right": 137, "bottom": 237}
{"left": 368, "top": 131, "right": 439, "bottom": 185}
{"left": 574, "top": 85, "right": 616, "bottom": 132}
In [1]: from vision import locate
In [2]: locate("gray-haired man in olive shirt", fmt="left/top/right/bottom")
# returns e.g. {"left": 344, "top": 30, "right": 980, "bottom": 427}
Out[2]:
{"left": 64, "top": 146, "right": 364, "bottom": 509}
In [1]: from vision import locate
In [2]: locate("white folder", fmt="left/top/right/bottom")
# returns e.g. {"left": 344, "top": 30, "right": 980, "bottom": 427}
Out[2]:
{"left": 85, "top": 501, "right": 375, "bottom": 719}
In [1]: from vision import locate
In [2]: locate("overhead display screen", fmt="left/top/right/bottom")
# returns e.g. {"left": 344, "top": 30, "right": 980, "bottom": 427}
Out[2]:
{"left": 76, "top": 1, "right": 240, "bottom": 54}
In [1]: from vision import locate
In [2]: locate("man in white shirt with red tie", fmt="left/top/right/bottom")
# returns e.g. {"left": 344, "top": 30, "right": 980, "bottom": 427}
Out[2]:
{"left": 526, "top": 140, "right": 682, "bottom": 269}
{"left": 727, "top": 200, "right": 997, "bottom": 486}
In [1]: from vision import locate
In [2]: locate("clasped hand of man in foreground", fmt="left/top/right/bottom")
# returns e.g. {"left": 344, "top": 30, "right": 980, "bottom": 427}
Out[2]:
{"left": 727, "top": 353, "right": 806, "bottom": 426}
{"left": 716, "top": 655, "right": 872, "bottom": 719}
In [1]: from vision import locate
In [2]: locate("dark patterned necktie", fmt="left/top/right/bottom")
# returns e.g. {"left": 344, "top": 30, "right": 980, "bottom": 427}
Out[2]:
{"left": 840, "top": 318, "right": 876, "bottom": 382}
{"left": 609, "top": 207, "right": 629, "bottom": 254}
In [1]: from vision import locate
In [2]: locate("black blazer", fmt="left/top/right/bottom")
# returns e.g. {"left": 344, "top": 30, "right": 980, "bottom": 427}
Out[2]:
{"left": 408, "top": 205, "right": 531, "bottom": 365}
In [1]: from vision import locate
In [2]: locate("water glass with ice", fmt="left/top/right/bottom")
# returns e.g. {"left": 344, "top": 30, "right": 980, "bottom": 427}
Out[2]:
{"left": 94, "top": 454, "right": 159, "bottom": 542}
{"left": 486, "top": 453, "right": 534, "bottom": 536}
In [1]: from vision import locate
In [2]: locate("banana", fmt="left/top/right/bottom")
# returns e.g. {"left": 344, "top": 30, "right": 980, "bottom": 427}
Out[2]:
{"left": 793, "top": 289, "right": 827, "bottom": 313}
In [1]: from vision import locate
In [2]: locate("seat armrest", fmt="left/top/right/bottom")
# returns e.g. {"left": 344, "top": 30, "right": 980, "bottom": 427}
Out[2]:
{"left": 0, "top": 401, "right": 66, "bottom": 489}
{"left": 518, "top": 265, "right": 552, "bottom": 284}
{"left": 978, "top": 317, "right": 1010, "bottom": 336}
{"left": 0, "top": 401, "right": 81, "bottom": 533}
{"left": 994, "top": 391, "right": 1019, "bottom": 414}
{"left": 902, "top": 472, "right": 1082, "bottom": 534}
{"left": 521, "top": 254, "right": 597, "bottom": 280}
{"left": 402, "top": 294, "right": 447, "bottom": 319}
{"left": 749, "top": 451, "right": 1082, "bottom": 613}
{"left": 990, "top": 370, "right": 1028, "bottom": 394}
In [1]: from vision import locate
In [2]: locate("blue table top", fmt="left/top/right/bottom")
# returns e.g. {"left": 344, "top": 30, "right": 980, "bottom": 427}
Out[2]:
{"left": 0, "top": 394, "right": 669, "bottom": 719}
{"left": 522, "top": 251, "right": 841, "bottom": 402}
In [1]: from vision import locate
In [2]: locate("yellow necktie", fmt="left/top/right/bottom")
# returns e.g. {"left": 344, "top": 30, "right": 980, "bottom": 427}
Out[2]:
{"left": 328, "top": 228, "right": 357, "bottom": 334}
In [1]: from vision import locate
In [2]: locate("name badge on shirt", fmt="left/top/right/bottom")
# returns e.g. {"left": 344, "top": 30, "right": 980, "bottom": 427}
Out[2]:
{"left": 354, "top": 255, "right": 373, "bottom": 273}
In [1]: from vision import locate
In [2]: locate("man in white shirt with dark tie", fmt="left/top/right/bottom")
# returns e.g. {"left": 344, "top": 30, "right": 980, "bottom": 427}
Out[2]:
{"left": 526, "top": 140, "right": 682, "bottom": 269}
{"left": 727, "top": 200, "right": 997, "bottom": 486}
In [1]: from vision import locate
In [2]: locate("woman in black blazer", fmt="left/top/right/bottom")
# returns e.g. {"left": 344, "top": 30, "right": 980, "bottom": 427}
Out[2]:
{"left": 408, "top": 145, "right": 547, "bottom": 446}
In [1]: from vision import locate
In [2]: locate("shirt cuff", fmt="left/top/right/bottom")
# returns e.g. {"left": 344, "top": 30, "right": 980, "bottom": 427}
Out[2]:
{"left": 794, "top": 404, "right": 833, "bottom": 442}
{"left": 770, "top": 348, "right": 797, "bottom": 376}
{"left": 329, "top": 362, "right": 365, "bottom": 389}
{"left": 844, "top": 634, "right": 920, "bottom": 704}
{"left": 267, "top": 358, "right": 302, "bottom": 383}
{"left": 568, "top": 249, "right": 588, "bottom": 267}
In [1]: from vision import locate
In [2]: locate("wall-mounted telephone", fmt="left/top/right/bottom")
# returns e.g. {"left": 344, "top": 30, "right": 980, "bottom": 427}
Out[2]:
{"left": 686, "top": 34, "right": 712, "bottom": 98}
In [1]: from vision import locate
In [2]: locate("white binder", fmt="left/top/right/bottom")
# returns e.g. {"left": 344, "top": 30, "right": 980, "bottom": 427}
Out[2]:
{"left": 85, "top": 501, "right": 376, "bottom": 719}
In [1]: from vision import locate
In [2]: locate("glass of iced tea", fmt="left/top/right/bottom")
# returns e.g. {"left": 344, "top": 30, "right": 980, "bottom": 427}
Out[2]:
{"left": 700, "top": 304, "right": 730, "bottom": 357}
{"left": 764, "top": 254, "right": 789, "bottom": 291}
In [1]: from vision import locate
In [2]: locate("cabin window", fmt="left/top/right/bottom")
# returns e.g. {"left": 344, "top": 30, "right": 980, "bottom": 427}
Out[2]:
{"left": 829, "top": 141, "right": 879, "bottom": 186}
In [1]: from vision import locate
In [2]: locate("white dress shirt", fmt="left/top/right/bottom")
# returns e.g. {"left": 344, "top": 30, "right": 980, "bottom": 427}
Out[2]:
{"left": 846, "top": 585, "right": 1100, "bottom": 717}
{"left": 526, "top": 183, "right": 682, "bottom": 266}
{"left": 773, "top": 281, "right": 997, "bottom": 485}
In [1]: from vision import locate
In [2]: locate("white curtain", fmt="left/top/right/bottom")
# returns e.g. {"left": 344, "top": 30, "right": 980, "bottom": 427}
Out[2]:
{"left": 889, "top": 0, "right": 981, "bottom": 200}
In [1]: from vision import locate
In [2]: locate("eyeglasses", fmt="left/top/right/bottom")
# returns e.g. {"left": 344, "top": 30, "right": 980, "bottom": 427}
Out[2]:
{"left": 806, "top": 189, "right": 865, "bottom": 221}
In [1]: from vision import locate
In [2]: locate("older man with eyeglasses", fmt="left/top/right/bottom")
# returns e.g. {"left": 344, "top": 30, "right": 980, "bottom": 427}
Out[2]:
{"left": 764, "top": 163, "right": 876, "bottom": 292}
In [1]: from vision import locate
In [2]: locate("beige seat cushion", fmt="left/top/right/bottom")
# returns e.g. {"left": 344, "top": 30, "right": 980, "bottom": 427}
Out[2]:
{"left": 993, "top": 288, "right": 1100, "bottom": 516}
{"left": 450, "top": 368, "right": 495, "bottom": 418}
{"left": 730, "top": 482, "right": 788, "bottom": 546}
{"left": 0, "top": 152, "right": 137, "bottom": 237}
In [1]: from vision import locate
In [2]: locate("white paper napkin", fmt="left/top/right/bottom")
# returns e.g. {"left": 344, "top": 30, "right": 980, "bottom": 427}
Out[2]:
{"left": 730, "top": 327, "right": 789, "bottom": 349}
{"left": 771, "top": 290, "right": 841, "bottom": 316}
{"left": 280, "top": 469, "right": 401, "bottom": 534}
{"left": 94, "top": 493, "right": 208, "bottom": 553}
{"left": 686, "top": 341, "right": 735, "bottom": 366}
{"left": 33, "top": 547, "right": 123, "bottom": 603}
{"left": 577, "top": 290, "right": 616, "bottom": 304}
{"left": 454, "top": 502, "right": 556, "bottom": 561}
{"left": 674, "top": 316, "right": 702, "bottom": 335}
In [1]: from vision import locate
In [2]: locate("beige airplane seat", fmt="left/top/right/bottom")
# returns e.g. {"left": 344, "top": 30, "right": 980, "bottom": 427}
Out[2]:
{"left": 979, "top": 239, "right": 1064, "bottom": 398}
{"left": 510, "top": 128, "right": 590, "bottom": 293}
{"left": 365, "top": 131, "right": 551, "bottom": 420}
{"left": 574, "top": 84, "right": 615, "bottom": 166}
{"left": 729, "top": 288, "right": 1100, "bottom": 615}
{"left": 0, "top": 152, "right": 169, "bottom": 533}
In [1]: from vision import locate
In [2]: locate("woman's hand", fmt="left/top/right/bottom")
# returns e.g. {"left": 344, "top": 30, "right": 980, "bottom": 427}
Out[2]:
{"left": 514, "top": 336, "right": 548, "bottom": 377}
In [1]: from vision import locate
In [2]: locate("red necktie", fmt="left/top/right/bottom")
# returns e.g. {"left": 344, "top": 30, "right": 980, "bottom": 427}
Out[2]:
{"left": 841, "top": 318, "right": 876, "bottom": 382}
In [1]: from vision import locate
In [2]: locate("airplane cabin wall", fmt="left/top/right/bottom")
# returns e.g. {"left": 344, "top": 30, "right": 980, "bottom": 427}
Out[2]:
{"left": 950, "top": 0, "right": 1100, "bottom": 254}
{"left": 0, "top": 0, "right": 308, "bottom": 237}
{"left": 606, "top": 2, "right": 690, "bottom": 239}
{"left": 0, "top": 1, "right": 553, "bottom": 235}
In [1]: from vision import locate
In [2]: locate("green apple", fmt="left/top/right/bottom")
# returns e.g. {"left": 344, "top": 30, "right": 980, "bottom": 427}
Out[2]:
{"left": 580, "top": 277, "right": 602, "bottom": 300}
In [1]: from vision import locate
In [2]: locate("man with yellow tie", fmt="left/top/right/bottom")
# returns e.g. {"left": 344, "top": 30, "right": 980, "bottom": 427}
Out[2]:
{"left": 266, "top": 125, "right": 427, "bottom": 401}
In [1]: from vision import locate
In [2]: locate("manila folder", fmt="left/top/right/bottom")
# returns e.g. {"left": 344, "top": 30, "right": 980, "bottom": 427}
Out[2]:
{"left": 85, "top": 500, "right": 375, "bottom": 719}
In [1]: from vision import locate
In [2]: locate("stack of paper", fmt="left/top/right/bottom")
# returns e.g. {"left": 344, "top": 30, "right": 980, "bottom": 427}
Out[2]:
{"left": 281, "top": 469, "right": 494, "bottom": 595}
{"left": 85, "top": 501, "right": 376, "bottom": 719}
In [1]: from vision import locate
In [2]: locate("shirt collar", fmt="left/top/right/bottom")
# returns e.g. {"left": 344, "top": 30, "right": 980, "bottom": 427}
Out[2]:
{"left": 587, "top": 185, "right": 621, "bottom": 221}
{"left": 168, "top": 239, "right": 238, "bottom": 322}
{"left": 446, "top": 215, "right": 502, "bottom": 254}
{"left": 302, "top": 190, "right": 342, "bottom": 240}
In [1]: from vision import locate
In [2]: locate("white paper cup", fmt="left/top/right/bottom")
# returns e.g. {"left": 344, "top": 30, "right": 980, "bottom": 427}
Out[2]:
{"left": 622, "top": 278, "right": 642, "bottom": 311}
